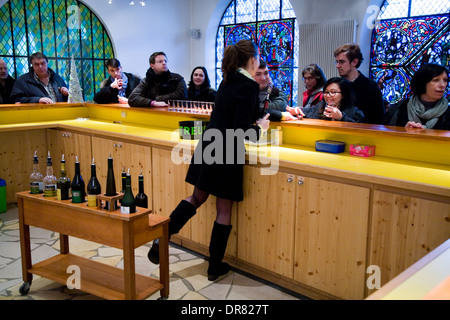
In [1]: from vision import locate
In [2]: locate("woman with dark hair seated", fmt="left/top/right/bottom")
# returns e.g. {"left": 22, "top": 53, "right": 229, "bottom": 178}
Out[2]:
{"left": 187, "top": 66, "right": 216, "bottom": 102}
{"left": 298, "top": 77, "right": 364, "bottom": 122}
{"left": 386, "top": 63, "right": 449, "bottom": 130}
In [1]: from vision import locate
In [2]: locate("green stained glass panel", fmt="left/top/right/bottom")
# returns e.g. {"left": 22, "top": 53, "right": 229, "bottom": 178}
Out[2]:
{"left": 25, "top": 0, "right": 42, "bottom": 54}
{"left": 54, "top": 0, "right": 69, "bottom": 58}
{"left": 80, "top": 4, "right": 93, "bottom": 59}
{"left": 104, "top": 35, "right": 114, "bottom": 58}
{"left": 0, "top": 3, "right": 13, "bottom": 55}
{"left": 92, "top": 16, "right": 104, "bottom": 59}
{"left": 83, "top": 59, "right": 94, "bottom": 101}
{"left": 94, "top": 60, "right": 106, "bottom": 90}
{"left": 15, "top": 57, "right": 29, "bottom": 77}
{"left": 40, "top": 0, "right": 56, "bottom": 57}
{"left": 11, "top": 0, "right": 27, "bottom": 56}
{"left": 1, "top": 0, "right": 115, "bottom": 102}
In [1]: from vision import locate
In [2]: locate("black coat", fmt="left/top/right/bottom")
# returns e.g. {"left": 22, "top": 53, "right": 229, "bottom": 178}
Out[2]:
{"left": 0, "top": 75, "right": 15, "bottom": 104}
{"left": 303, "top": 101, "right": 365, "bottom": 122}
{"left": 386, "top": 98, "right": 450, "bottom": 130}
{"left": 128, "top": 69, "right": 187, "bottom": 107}
{"left": 10, "top": 68, "right": 68, "bottom": 103}
{"left": 93, "top": 72, "right": 141, "bottom": 104}
{"left": 185, "top": 72, "right": 262, "bottom": 201}
{"left": 187, "top": 86, "right": 217, "bottom": 102}
{"left": 351, "top": 72, "right": 385, "bottom": 124}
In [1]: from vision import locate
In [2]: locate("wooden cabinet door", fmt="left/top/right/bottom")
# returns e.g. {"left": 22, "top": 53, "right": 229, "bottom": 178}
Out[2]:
{"left": 237, "top": 168, "right": 296, "bottom": 278}
{"left": 91, "top": 136, "right": 152, "bottom": 209}
{"left": 0, "top": 130, "right": 47, "bottom": 203}
{"left": 369, "top": 190, "right": 450, "bottom": 293}
{"left": 151, "top": 147, "right": 192, "bottom": 239}
{"left": 46, "top": 129, "right": 92, "bottom": 182}
{"left": 293, "top": 176, "right": 370, "bottom": 300}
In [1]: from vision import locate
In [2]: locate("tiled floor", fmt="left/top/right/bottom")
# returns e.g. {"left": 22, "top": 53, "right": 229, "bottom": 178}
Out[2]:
{"left": 0, "top": 204, "right": 300, "bottom": 300}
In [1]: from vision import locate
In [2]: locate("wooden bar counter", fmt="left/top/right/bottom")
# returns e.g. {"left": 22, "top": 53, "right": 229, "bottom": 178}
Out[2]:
{"left": 16, "top": 191, "right": 170, "bottom": 300}
{"left": 1, "top": 102, "right": 449, "bottom": 300}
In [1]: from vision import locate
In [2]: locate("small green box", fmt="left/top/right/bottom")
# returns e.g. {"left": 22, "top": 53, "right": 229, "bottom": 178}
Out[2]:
{"left": 0, "top": 179, "right": 6, "bottom": 213}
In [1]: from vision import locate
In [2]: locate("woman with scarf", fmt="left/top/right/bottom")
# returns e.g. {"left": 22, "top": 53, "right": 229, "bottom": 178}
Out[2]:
{"left": 394, "top": 63, "right": 449, "bottom": 130}
{"left": 128, "top": 52, "right": 187, "bottom": 107}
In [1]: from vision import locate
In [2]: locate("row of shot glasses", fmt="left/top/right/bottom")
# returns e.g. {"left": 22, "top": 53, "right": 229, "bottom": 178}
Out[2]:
{"left": 168, "top": 100, "right": 214, "bottom": 114}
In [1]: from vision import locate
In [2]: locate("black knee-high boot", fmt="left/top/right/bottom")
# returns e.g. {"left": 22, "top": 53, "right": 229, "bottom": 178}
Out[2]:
{"left": 207, "top": 222, "right": 232, "bottom": 281}
{"left": 148, "top": 200, "right": 197, "bottom": 264}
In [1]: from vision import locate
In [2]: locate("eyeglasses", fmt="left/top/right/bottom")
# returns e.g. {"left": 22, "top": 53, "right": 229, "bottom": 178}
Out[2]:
{"left": 302, "top": 76, "right": 315, "bottom": 82}
{"left": 334, "top": 60, "right": 348, "bottom": 65}
{"left": 323, "top": 91, "right": 341, "bottom": 97}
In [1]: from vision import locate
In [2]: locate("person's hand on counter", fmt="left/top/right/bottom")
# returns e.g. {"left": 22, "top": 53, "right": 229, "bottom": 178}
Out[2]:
{"left": 39, "top": 97, "right": 54, "bottom": 104}
{"left": 118, "top": 96, "right": 129, "bottom": 104}
{"left": 286, "top": 106, "right": 305, "bottom": 119}
{"left": 151, "top": 101, "right": 169, "bottom": 107}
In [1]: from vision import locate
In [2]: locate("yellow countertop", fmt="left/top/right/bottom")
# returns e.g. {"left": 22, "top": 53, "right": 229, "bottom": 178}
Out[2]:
{"left": 2, "top": 118, "right": 447, "bottom": 195}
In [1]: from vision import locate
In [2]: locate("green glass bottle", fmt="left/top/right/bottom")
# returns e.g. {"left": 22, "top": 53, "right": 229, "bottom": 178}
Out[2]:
{"left": 135, "top": 170, "right": 148, "bottom": 209}
{"left": 71, "top": 156, "right": 86, "bottom": 203}
{"left": 120, "top": 169, "right": 136, "bottom": 214}
{"left": 57, "top": 154, "right": 71, "bottom": 200}
{"left": 87, "top": 158, "right": 101, "bottom": 207}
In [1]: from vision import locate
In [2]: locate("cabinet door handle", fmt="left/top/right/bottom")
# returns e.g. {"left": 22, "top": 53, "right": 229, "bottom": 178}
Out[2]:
{"left": 287, "top": 174, "right": 294, "bottom": 183}
{"left": 113, "top": 143, "right": 123, "bottom": 148}
{"left": 298, "top": 177, "right": 304, "bottom": 185}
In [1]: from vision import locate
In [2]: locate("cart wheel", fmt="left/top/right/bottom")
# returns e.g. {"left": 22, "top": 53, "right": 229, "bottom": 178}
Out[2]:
{"left": 19, "top": 282, "right": 31, "bottom": 296}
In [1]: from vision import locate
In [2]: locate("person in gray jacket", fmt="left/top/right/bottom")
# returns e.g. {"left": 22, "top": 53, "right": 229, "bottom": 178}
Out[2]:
{"left": 128, "top": 51, "right": 187, "bottom": 107}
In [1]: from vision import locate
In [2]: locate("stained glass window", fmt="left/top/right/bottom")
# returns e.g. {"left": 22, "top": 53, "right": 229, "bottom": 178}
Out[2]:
{"left": 0, "top": 0, "right": 115, "bottom": 102}
{"left": 370, "top": 0, "right": 450, "bottom": 104}
{"left": 216, "top": 0, "right": 299, "bottom": 107}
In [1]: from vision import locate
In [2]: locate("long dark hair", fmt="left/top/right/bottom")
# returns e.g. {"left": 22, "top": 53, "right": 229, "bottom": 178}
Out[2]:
{"left": 221, "top": 40, "right": 258, "bottom": 83}
{"left": 323, "top": 77, "right": 355, "bottom": 109}
{"left": 188, "top": 66, "right": 211, "bottom": 90}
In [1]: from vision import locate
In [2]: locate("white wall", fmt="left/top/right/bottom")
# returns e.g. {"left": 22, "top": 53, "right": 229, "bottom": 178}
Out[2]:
{"left": 81, "top": 0, "right": 192, "bottom": 79}
{"left": 0, "top": 0, "right": 378, "bottom": 95}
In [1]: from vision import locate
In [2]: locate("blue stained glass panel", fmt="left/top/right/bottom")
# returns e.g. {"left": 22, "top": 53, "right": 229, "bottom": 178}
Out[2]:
{"left": 0, "top": 3, "right": 13, "bottom": 55}
{"left": 216, "top": 0, "right": 299, "bottom": 107}
{"left": 371, "top": 2, "right": 450, "bottom": 105}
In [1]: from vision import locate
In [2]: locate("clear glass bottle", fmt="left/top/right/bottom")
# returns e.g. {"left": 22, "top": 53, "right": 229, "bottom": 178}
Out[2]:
{"left": 43, "top": 151, "right": 57, "bottom": 197}
{"left": 30, "top": 151, "right": 43, "bottom": 194}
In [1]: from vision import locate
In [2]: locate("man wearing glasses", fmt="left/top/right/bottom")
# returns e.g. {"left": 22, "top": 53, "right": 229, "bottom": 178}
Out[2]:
{"left": 334, "top": 43, "right": 385, "bottom": 124}
{"left": 128, "top": 51, "right": 187, "bottom": 107}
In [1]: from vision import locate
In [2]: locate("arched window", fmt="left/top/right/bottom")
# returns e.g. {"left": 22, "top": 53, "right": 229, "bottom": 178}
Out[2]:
{"left": 0, "top": 0, "right": 114, "bottom": 101}
{"left": 216, "top": 0, "right": 299, "bottom": 107}
{"left": 370, "top": 0, "right": 450, "bottom": 104}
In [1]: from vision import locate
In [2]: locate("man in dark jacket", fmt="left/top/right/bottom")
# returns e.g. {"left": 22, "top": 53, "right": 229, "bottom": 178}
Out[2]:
{"left": 11, "top": 52, "right": 68, "bottom": 104}
{"left": 93, "top": 58, "right": 141, "bottom": 104}
{"left": 128, "top": 51, "right": 187, "bottom": 107}
{"left": 0, "top": 59, "right": 15, "bottom": 104}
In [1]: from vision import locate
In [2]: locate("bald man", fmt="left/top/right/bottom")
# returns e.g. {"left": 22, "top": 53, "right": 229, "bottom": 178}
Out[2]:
{"left": 0, "top": 59, "right": 15, "bottom": 104}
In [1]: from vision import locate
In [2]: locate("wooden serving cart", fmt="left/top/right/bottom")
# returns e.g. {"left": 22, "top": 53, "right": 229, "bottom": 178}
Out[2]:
{"left": 16, "top": 191, "right": 170, "bottom": 300}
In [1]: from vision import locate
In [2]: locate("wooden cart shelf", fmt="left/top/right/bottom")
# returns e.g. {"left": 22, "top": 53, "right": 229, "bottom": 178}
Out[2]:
{"left": 29, "top": 253, "right": 163, "bottom": 300}
{"left": 16, "top": 191, "right": 170, "bottom": 300}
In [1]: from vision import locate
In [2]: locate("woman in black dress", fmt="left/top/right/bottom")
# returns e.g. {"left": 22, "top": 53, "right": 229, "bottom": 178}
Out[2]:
{"left": 148, "top": 40, "right": 270, "bottom": 281}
